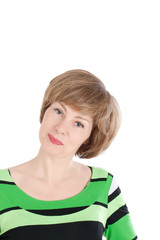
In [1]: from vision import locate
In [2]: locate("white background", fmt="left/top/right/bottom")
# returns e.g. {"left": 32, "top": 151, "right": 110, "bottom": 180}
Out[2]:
{"left": 0, "top": 1, "right": 160, "bottom": 239}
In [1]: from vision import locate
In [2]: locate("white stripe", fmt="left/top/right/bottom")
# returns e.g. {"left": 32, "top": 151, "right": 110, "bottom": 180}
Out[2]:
{"left": 108, "top": 176, "right": 119, "bottom": 196}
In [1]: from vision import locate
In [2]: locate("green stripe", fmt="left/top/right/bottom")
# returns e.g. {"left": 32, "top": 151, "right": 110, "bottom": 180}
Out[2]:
{"left": 108, "top": 193, "right": 125, "bottom": 218}
{"left": 0, "top": 204, "right": 107, "bottom": 235}
{"left": 104, "top": 214, "right": 137, "bottom": 239}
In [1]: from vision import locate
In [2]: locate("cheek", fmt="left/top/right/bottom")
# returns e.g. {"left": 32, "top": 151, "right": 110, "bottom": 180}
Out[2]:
{"left": 71, "top": 133, "right": 87, "bottom": 145}
{"left": 39, "top": 123, "right": 47, "bottom": 141}
{"left": 39, "top": 125, "right": 43, "bottom": 142}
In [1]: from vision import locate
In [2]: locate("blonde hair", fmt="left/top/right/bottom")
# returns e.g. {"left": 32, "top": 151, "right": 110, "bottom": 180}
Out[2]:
{"left": 40, "top": 69, "right": 122, "bottom": 159}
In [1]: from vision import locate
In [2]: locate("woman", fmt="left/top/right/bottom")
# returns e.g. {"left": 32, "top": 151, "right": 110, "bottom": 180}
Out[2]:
{"left": 0, "top": 69, "right": 138, "bottom": 239}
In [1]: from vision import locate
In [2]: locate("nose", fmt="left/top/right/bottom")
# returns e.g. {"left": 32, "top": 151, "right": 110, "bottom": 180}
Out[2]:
{"left": 54, "top": 120, "right": 68, "bottom": 134}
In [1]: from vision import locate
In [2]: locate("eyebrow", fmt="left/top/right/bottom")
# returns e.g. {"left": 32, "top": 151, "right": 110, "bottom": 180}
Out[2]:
{"left": 58, "top": 102, "right": 90, "bottom": 124}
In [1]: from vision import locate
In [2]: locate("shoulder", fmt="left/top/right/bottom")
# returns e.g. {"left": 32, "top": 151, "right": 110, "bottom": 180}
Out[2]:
{"left": 89, "top": 165, "right": 114, "bottom": 180}
{"left": 90, "top": 165, "right": 119, "bottom": 191}
{"left": 0, "top": 168, "right": 11, "bottom": 181}
{"left": 0, "top": 168, "right": 8, "bottom": 176}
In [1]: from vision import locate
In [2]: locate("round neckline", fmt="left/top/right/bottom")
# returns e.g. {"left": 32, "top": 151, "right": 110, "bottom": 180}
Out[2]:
{"left": 7, "top": 165, "right": 93, "bottom": 203}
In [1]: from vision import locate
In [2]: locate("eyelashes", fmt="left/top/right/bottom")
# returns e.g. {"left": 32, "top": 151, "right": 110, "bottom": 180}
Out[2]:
{"left": 54, "top": 108, "right": 84, "bottom": 128}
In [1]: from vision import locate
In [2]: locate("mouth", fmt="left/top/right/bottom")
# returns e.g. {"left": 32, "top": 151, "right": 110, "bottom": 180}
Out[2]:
{"left": 48, "top": 134, "right": 63, "bottom": 145}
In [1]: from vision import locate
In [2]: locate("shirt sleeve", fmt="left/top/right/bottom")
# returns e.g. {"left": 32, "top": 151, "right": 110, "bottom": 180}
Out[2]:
{"left": 104, "top": 175, "right": 138, "bottom": 240}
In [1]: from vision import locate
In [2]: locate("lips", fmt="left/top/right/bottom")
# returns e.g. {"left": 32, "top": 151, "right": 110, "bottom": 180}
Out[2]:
{"left": 48, "top": 134, "right": 63, "bottom": 145}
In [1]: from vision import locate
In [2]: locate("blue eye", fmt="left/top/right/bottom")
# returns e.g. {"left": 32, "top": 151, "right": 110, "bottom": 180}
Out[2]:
{"left": 54, "top": 108, "right": 84, "bottom": 128}
{"left": 55, "top": 108, "right": 62, "bottom": 115}
{"left": 75, "top": 122, "right": 84, "bottom": 128}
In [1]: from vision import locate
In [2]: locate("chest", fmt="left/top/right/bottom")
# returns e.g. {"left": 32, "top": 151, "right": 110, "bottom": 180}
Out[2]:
{"left": 9, "top": 169, "right": 91, "bottom": 201}
{"left": 22, "top": 178, "right": 88, "bottom": 201}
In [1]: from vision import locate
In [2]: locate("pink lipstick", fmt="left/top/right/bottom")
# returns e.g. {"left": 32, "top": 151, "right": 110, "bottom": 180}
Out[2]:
{"left": 48, "top": 134, "right": 63, "bottom": 145}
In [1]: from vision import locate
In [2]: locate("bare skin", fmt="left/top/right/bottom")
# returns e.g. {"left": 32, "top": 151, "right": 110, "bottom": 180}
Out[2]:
{"left": 8, "top": 160, "right": 92, "bottom": 201}
{"left": 8, "top": 102, "right": 93, "bottom": 201}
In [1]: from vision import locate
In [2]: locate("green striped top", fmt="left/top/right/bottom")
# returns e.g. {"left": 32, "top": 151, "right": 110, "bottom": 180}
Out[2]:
{"left": 0, "top": 166, "right": 138, "bottom": 239}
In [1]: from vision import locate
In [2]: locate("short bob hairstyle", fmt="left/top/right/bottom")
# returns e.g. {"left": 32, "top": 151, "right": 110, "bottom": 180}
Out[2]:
{"left": 40, "top": 69, "right": 122, "bottom": 159}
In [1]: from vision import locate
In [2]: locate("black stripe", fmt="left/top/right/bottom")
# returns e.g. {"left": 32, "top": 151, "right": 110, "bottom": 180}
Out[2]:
{"left": 91, "top": 178, "right": 107, "bottom": 182}
{"left": 0, "top": 205, "right": 91, "bottom": 216}
{"left": 0, "top": 206, "right": 21, "bottom": 214}
{"left": 132, "top": 236, "right": 138, "bottom": 240}
{"left": 107, "top": 204, "right": 129, "bottom": 225}
{"left": 8, "top": 169, "right": 11, "bottom": 176}
{"left": 0, "top": 180, "right": 16, "bottom": 185}
{"left": 108, "top": 172, "right": 113, "bottom": 177}
{"left": 108, "top": 186, "right": 121, "bottom": 203}
{"left": 94, "top": 201, "right": 108, "bottom": 209}
{"left": 0, "top": 220, "right": 104, "bottom": 240}
{"left": 105, "top": 223, "right": 108, "bottom": 229}
{"left": 0, "top": 202, "right": 107, "bottom": 216}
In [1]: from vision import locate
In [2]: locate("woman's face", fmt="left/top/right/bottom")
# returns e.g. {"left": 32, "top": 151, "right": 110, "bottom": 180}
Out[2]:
{"left": 39, "top": 101, "right": 93, "bottom": 158}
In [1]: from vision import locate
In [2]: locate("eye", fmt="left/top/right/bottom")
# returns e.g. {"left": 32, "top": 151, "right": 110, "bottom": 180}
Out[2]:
{"left": 54, "top": 108, "right": 84, "bottom": 128}
{"left": 55, "top": 108, "right": 62, "bottom": 115}
{"left": 75, "top": 122, "right": 84, "bottom": 128}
